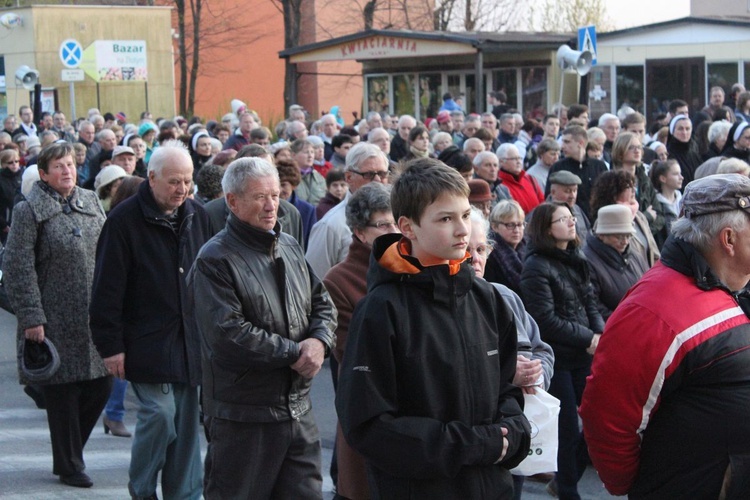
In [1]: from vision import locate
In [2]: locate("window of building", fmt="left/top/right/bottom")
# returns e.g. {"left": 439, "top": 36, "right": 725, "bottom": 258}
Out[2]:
{"left": 521, "top": 67, "right": 547, "bottom": 121}
{"left": 707, "top": 62, "right": 738, "bottom": 100}
{"left": 366, "top": 75, "right": 389, "bottom": 113}
{"left": 418, "top": 73, "right": 441, "bottom": 120}
{"left": 616, "top": 65, "right": 644, "bottom": 115}
{"left": 393, "top": 74, "right": 416, "bottom": 117}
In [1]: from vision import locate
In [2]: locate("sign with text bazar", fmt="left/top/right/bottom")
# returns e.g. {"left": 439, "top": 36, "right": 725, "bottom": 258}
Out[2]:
{"left": 79, "top": 40, "right": 148, "bottom": 82}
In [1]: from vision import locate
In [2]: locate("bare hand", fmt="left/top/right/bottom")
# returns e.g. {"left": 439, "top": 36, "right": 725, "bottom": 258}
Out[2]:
{"left": 495, "top": 427, "right": 509, "bottom": 463}
{"left": 646, "top": 205, "right": 657, "bottom": 221}
{"left": 103, "top": 353, "right": 125, "bottom": 379}
{"left": 291, "top": 339, "right": 325, "bottom": 379}
{"left": 24, "top": 325, "right": 45, "bottom": 343}
{"left": 587, "top": 334, "right": 601, "bottom": 356}
{"left": 513, "top": 355, "right": 543, "bottom": 388}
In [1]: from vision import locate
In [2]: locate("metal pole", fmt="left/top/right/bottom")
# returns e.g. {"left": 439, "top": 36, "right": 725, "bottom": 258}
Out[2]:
{"left": 69, "top": 82, "right": 76, "bottom": 120}
{"left": 144, "top": 82, "right": 149, "bottom": 112}
{"left": 96, "top": 82, "right": 100, "bottom": 110}
{"left": 475, "top": 49, "right": 484, "bottom": 113}
{"left": 558, "top": 72, "right": 566, "bottom": 119}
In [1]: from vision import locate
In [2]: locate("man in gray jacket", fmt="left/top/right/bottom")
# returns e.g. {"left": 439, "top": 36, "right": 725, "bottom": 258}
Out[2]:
{"left": 188, "top": 157, "right": 336, "bottom": 499}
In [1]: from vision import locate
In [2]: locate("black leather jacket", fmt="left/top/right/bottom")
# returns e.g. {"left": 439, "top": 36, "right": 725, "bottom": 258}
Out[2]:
{"left": 188, "top": 213, "right": 336, "bottom": 422}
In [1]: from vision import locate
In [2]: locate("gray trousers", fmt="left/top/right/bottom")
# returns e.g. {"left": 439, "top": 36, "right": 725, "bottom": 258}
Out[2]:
{"left": 204, "top": 411, "right": 323, "bottom": 500}
{"left": 129, "top": 382, "right": 203, "bottom": 499}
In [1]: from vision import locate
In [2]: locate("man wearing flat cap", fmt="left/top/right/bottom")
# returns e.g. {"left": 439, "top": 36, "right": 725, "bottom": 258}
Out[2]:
{"left": 530, "top": 171, "right": 591, "bottom": 241}
{"left": 580, "top": 174, "right": 750, "bottom": 498}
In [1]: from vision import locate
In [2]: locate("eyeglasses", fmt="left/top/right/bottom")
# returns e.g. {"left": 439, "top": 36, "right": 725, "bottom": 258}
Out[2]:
{"left": 350, "top": 170, "right": 389, "bottom": 181}
{"left": 495, "top": 221, "right": 526, "bottom": 230}
{"left": 501, "top": 157, "right": 523, "bottom": 162}
{"left": 551, "top": 215, "right": 577, "bottom": 225}
{"left": 366, "top": 220, "right": 397, "bottom": 230}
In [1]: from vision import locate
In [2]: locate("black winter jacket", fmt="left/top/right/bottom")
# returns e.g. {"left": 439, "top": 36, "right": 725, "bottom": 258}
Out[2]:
{"left": 337, "top": 234, "right": 530, "bottom": 500}
{"left": 90, "top": 182, "right": 211, "bottom": 386}
{"left": 188, "top": 214, "right": 336, "bottom": 422}
{"left": 520, "top": 244, "right": 605, "bottom": 370}
{"left": 583, "top": 234, "right": 647, "bottom": 322}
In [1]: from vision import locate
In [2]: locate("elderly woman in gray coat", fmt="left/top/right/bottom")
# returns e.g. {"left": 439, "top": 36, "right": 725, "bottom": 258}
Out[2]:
{"left": 5, "top": 142, "right": 110, "bottom": 489}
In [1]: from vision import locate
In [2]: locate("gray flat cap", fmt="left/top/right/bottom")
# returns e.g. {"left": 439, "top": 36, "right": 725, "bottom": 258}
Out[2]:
{"left": 548, "top": 171, "right": 582, "bottom": 186}
{"left": 682, "top": 173, "right": 750, "bottom": 218}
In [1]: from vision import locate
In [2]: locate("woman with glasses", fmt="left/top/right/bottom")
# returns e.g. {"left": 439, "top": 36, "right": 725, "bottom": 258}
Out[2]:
{"left": 497, "top": 143, "right": 545, "bottom": 213}
{"left": 591, "top": 170, "right": 660, "bottom": 267}
{"left": 520, "top": 202, "right": 604, "bottom": 500}
{"left": 611, "top": 132, "right": 663, "bottom": 238}
{"left": 0, "top": 149, "right": 23, "bottom": 244}
{"left": 485, "top": 200, "right": 527, "bottom": 295}
{"left": 584, "top": 205, "right": 647, "bottom": 322}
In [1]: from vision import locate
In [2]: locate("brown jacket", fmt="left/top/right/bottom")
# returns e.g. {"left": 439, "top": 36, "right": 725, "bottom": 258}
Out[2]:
{"left": 323, "top": 236, "right": 371, "bottom": 499}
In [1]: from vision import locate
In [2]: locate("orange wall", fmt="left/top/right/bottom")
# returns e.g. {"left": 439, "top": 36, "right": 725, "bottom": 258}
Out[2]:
{"left": 181, "top": 0, "right": 287, "bottom": 124}
{"left": 180, "top": 0, "right": 434, "bottom": 125}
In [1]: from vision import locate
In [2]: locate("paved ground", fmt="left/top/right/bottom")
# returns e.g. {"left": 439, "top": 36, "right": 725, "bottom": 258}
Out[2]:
{"left": 0, "top": 307, "right": 620, "bottom": 499}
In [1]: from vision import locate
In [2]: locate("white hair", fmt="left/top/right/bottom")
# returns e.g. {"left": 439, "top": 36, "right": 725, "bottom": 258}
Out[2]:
{"left": 598, "top": 113, "right": 619, "bottom": 127}
{"left": 222, "top": 157, "right": 279, "bottom": 196}
{"left": 148, "top": 140, "right": 191, "bottom": 176}
{"left": 345, "top": 142, "right": 388, "bottom": 172}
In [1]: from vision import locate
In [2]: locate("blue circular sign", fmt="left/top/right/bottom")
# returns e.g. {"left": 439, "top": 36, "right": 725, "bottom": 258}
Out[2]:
{"left": 59, "top": 39, "right": 83, "bottom": 69}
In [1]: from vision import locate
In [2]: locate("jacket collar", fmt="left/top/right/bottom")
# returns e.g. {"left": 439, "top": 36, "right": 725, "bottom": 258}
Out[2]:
{"left": 25, "top": 181, "right": 98, "bottom": 222}
{"left": 226, "top": 212, "right": 281, "bottom": 252}
{"left": 136, "top": 179, "right": 193, "bottom": 223}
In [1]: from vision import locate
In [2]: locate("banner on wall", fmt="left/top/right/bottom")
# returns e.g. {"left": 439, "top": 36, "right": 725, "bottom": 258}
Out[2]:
{"left": 79, "top": 40, "right": 148, "bottom": 82}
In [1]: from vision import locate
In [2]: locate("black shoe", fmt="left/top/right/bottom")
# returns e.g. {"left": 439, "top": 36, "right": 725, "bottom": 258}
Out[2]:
{"left": 60, "top": 471, "right": 93, "bottom": 488}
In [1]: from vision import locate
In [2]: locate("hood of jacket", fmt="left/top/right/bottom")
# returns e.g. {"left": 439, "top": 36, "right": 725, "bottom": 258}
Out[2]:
{"left": 367, "top": 233, "right": 473, "bottom": 307}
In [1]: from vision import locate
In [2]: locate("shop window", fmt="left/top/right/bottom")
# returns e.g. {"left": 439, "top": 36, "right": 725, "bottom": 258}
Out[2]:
{"left": 707, "top": 62, "right": 738, "bottom": 99}
{"left": 616, "top": 66, "right": 644, "bottom": 115}
{"left": 521, "top": 67, "right": 547, "bottom": 120}
{"left": 745, "top": 62, "right": 750, "bottom": 88}
{"left": 492, "top": 69, "right": 517, "bottom": 110}
{"left": 393, "top": 74, "right": 416, "bottom": 117}
{"left": 367, "top": 76, "right": 389, "bottom": 113}
{"left": 418, "top": 73, "right": 441, "bottom": 120}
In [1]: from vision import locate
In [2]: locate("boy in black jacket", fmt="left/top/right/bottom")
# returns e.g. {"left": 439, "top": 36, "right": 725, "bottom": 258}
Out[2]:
{"left": 336, "top": 158, "right": 530, "bottom": 499}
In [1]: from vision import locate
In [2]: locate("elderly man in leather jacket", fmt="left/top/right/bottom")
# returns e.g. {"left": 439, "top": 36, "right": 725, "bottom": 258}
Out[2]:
{"left": 188, "top": 157, "right": 336, "bottom": 500}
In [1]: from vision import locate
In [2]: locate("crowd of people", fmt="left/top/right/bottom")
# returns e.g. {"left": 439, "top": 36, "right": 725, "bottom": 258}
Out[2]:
{"left": 3, "top": 82, "right": 750, "bottom": 499}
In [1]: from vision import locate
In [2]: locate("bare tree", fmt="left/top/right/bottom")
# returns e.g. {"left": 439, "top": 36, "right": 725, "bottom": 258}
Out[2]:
{"left": 528, "top": 0, "right": 613, "bottom": 33}
{"left": 433, "top": 0, "right": 525, "bottom": 32}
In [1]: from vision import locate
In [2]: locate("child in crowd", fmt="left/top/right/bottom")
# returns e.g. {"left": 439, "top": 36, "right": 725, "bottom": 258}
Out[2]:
{"left": 337, "top": 158, "right": 530, "bottom": 499}
{"left": 586, "top": 140, "right": 603, "bottom": 161}
{"left": 316, "top": 169, "right": 348, "bottom": 220}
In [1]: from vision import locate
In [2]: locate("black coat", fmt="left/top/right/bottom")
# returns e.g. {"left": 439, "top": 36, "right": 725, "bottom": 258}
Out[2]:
{"left": 520, "top": 244, "right": 605, "bottom": 370}
{"left": 337, "top": 233, "right": 530, "bottom": 499}
{"left": 0, "top": 167, "right": 22, "bottom": 233}
{"left": 188, "top": 214, "right": 336, "bottom": 422}
{"left": 583, "top": 234, "right": 648, "bottom": 322}
{"left": 90, "top": 181, "right": 211, "bottom": 386}
{"left": 667, "top": 133, "right": 702, "bottom": 186}
{"left": 390, "top": 135, "right": 408, "bottom": 162}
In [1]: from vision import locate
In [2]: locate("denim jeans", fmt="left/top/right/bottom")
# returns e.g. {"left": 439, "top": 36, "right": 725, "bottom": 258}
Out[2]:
{"left": 104, "top": 377, "right": 127, "bottom": 421}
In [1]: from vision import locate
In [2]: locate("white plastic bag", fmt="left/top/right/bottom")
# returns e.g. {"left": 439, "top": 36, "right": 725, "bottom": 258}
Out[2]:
{"left": 510, "top": 388, "right": 560, "bottom": 476}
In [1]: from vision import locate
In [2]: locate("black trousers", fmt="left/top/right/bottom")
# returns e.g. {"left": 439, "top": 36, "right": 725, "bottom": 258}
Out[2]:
{"left": 41, "top": 376, "right": 112, "bottom": 476}
{"left": 204, "top": 412, "right": 323, "bottom": 499}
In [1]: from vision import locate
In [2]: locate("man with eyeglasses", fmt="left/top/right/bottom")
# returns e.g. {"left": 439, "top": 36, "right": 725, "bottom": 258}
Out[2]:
{"left": 497, "top": 143, "right": 544, "bottom": 213}
{"left": 306, "top": 142, "right": 391, "bottom": 280}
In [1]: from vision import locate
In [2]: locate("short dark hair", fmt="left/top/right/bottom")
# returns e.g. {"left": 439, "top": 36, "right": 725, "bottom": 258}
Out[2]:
{"left": 196, "top": 163, "right": 226, "bottom": 201}
{"left": 408, "top": 125, "right": 428, "bottom": 143}
{"left": 391, "top": 158, "right": 469, "bottom": 225}
{"left": 276, "top": 159, "right": 301, "bottom": 187}
{"left": 250, "top": 128, "right": 269, "bottom": 141}
{"left": 38, "top": 142, "right": 75, "bottom": 174}
{"left": 526, "top": 202, "right": 580, "bottom": 251}
{"left": 562, "top": 125, "right": 588, "bottom": 144}
{"left": 332, "top": 134, "right": 353, "bottom": 149}
{"left": 340, "top": 126, "right": 360, "bottom": 139}
{"left": 590, "top": 170, "right": 635, "bottom": 222}
{"left": 567, "top": 104, "right": 589, "bottom": 120}
{"left": 649, "top": 159, "right": 679, "bottom": 192}
{"left": 325, "top": 168, "right": 345, "bottom": 187}
{"left": 442, "top": 92, "right": 453, "bottom": 101}
{"left": 237, "top": 144, "right": 269, "bottom": 159}
{"left": 668, "top": 99, "right": 688, "bottom": 115}
{"left": 621, "top": 112, "right": 645, "bottom": 129}
{"left": 110, "top": 176, "right": 145, "bottom": 210}
{"left": 543, "top": 114, "right": 559, "bottom": 124}
{"left": 438, "top": 146, "right": 473, "bottom": 175}
{"left": 213, "top": 123, "right": 230, "bottom": 136}
{"left": 473, "top": 127, "right": 495, "bottom": 143}
{"left": 492, "top": 91, "right": 507, "bottom": 102}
